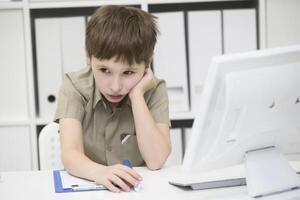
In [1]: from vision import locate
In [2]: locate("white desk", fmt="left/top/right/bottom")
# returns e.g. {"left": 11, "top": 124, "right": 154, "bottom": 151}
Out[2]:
{"left": 1, "top": 166, "right": 300, "bottom": 200}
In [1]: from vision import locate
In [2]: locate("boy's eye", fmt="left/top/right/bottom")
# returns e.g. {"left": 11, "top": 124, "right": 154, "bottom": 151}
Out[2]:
{"left": 123, "top": 71, "right": 134, "bottom": 75}
{"left": 99, "top": 68, "right": 110, "bottom": 73}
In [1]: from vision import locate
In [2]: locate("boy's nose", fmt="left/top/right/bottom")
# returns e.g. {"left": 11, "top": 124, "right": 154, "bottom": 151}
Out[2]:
{"left": 110, "top": 78, "right": 122, "bottom": 93}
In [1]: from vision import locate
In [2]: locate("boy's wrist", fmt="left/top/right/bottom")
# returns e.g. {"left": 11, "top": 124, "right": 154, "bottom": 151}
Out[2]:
{"left": 91, "top": 163, "right": 106, "bottom": 177}
{"left": 129, "top": 89, "right": 144, "bottom": 100}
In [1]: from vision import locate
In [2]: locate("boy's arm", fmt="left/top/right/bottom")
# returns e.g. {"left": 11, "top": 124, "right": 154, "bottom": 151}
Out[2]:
{"left": 59, "top": 118, "right": 142, "bottom": 192}
{"left": 129, "top": 69, "right": 171, "bottom": 170}
{"left": 130, "top": 93, "right": 171, "bottom": 170}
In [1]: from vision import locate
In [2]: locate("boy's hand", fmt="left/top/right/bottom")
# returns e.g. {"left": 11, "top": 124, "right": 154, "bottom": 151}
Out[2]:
{"left": 129, "top": 68, "right": 158, "bottom": 98}
{"left": 95, "top": 164, "right": 142, "bottom": 193}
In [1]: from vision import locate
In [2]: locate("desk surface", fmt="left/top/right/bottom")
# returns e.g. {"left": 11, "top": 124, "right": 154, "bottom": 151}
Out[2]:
{"left": 1, "top": 166, "right": 300, "bottom": 200}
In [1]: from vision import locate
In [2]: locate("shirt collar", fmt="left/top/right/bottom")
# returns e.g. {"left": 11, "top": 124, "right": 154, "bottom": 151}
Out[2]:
{"left": 124, "top": 95, "right": 131, "bottom": 107}
{"left": 93, "top": 87, "right": 105, "bottom": 109}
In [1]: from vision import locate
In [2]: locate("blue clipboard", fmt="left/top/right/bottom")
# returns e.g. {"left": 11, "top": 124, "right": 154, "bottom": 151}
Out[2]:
{"left": 53, "top": 170, "right": 106, "bottom": 193}
{"left": 53, "top": 170, "right": 73, "bottom": 193}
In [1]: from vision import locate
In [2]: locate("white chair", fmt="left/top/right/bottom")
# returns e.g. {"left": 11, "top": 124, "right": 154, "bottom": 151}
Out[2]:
{"left": 38, "top": 122, "right": 64, "bottom": 170}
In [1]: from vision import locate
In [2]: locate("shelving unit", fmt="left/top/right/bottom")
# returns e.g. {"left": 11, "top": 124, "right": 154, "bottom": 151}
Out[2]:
{"left": 0, "top": 2, "right": 23, "bottom": 9}
{"left": 29, "top": 0, "right": 141, "bottom": 9}
{"left": 0, "top": 0, "right": 269, "bottom": 171}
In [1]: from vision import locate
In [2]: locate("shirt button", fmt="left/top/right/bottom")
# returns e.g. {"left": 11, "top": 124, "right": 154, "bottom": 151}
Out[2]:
{"left": 106, "top": 146, "right": 112, "bottom": 152}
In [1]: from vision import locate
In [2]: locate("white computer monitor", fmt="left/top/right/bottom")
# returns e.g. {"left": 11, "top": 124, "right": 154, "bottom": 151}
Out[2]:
{"left": 182, "top": 45, "right": 300, "bottom": 172}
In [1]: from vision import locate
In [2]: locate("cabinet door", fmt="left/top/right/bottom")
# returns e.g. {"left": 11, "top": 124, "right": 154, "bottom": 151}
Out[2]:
{"left": 153, "top": 12, "right": 189, "bottom": 113}
{"left": 188, "top": 10, "right": 222, "bottom": 113}
{"left": 0, "top": 10, "right": 28, "bottom": 121}
{"left": 0, "top": 126, "right": 32, "bottom": 171}
{"left": 35, "top": 16, "right": 86, "bottom": 119}
{"left": 223, "top": 9, "right": 257, "bottom": 53}
{"left": 266, "top": 0, "right": 300, "bottom": 47}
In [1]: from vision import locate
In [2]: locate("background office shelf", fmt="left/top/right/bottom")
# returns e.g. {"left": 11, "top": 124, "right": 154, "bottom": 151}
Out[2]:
{"left": 0, "top": 2, "right": 23, "bottom": 9}
{"left": 0, "top": 0, "right": 299, "bottom": 171}
{"left": 29, "top": 0, "right": 141, "bottom": 9}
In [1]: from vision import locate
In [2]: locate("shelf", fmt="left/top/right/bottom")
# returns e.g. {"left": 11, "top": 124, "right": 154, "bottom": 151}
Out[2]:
{"left": 0, "top": 0, "right": 232, "bottom": 10}
{"left": 146, "top": 0, "right": 232, "bottom": 4}
{"left": 0, "top": 1, "right": 23, "bottom": 9}
{"left": 29, "top": 0, "right": 141, "bottom": 9}
{"left": 0, "top": 119, "right": 31, "bottom": 126}
{"left": 35, "top": 117, "right": 52, "bottom": 125}
{"left": 170, "top": 111, "right": 194, "bottom": 120}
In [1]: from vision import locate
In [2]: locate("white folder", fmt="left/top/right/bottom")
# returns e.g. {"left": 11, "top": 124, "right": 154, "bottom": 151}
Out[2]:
{"left": 153, "top": 12, "right": 189, "bottom": 113}
{"left": 35, "top": 17, "right": 86, "bottom": 119}
{"left": 61, "top": 17, "right": 86, "bottom": 73}
{"left": 188, "top": 10, "right": 222, "bottom": 113}
{"left": 35, "top": 18, "right": 63, "bottom": 120}
{"left": 0, "top": 10, "right": 29, "bottom": 121}
{"left": 266, "top": 0, "right": 300, "bottom": 48}
{"left": 165, "top": 129, "right": 183, "bottom": 166}
{"left": 223, "top": 9, "right": 257, "bottom": 54}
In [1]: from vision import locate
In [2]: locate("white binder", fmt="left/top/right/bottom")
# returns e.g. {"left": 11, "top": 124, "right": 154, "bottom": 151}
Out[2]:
{"left": 266, "top": 0, "right": 300, "bottom": 48}
{"left": 153, "top": 12, "right": 189, "bottom": 113}
{"left": 35, "top": 18, "right": 63, "bottom": 120}
{"left": 35, "top": 16, "right": 86, "bottom": 119}
{"left": 61, "top": 17, "right": 86, "bottom": 73}
{"left": 188, "top": 10, "right": 222, "bottom": 113}
{"left": 0, "top": 10, "right": 29, "bottom": 121}
{"left": 165, "top": 129, "right": 183, "bottom": 166}
{"left": 223, "top": 9, "right": 257, "bottom": 53}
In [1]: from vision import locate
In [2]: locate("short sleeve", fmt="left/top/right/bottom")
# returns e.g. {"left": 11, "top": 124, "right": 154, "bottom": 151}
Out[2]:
{"left": 147, "top": 80, "right": 171, "bottom": 127}
{"left": 54, "top": 75, "right": 86, "bottom": 123}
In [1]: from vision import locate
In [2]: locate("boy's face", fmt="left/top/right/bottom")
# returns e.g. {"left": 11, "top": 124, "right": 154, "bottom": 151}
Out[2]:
{"left": 90, "top": 56, "right": 146, "bottom": 103}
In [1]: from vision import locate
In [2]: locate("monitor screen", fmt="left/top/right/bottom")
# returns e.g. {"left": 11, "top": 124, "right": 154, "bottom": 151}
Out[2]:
{"left": 183, "top": 45, "right": 300, "bottom": 172}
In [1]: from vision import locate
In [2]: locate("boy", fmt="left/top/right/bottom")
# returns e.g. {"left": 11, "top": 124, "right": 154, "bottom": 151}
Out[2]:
{"left": 54, "top": 5, "right": 171, "bottom": 193}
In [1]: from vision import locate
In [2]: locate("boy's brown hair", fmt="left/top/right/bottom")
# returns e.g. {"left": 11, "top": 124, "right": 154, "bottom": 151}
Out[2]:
{"left": 86, "top": 5, "right": 158, "bottom": 66}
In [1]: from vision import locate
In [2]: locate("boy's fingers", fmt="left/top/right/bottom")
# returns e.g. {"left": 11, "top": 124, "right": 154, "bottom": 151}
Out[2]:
{"left": 118, "top": 165, "right": 143, "bottom": 180}
{"left": 103, "top": 180, "right": 120, "bottom": 193}
{"left": 114, "top": 169, "right": 139, "bottom": 187}
{"left": 110, "top": 175, "right": 130, "bottom": 192}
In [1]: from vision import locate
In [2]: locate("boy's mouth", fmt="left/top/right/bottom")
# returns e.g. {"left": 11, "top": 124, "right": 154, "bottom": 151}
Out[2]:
{"left": 107, "top": 94, "right": 123, "bottom": 101}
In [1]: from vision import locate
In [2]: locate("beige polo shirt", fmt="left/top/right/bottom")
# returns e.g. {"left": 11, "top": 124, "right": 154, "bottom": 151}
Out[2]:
{"left": 54, "top": 66, "right": 170, "bottom": 166}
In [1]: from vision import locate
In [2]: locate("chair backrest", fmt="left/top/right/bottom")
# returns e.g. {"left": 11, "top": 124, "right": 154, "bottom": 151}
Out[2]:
{"left": 38, "top": 122, "right": 64, "bottom": 170}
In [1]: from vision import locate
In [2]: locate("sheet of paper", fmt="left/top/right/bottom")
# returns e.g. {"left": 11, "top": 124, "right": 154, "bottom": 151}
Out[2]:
{"left": 60, "top": 171, "right": 98, "bottom": 189}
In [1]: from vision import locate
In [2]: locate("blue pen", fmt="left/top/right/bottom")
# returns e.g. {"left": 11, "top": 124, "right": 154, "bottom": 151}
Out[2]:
{"left": 122, "top": 160, "right": 142, "bottom": 191}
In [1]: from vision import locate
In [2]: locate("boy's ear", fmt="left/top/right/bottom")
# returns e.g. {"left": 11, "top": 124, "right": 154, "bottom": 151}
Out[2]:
{"left": 85, "top": 49, "right": 91, "bottom": 66}
{"left": 147, "top": 55, "right": 153, "bottom": 68}
{"left": 87, "top": 57, "right": 91, "bottom": 67}
{"left": 149, "top": 55, "right": 153, "bottom": 64}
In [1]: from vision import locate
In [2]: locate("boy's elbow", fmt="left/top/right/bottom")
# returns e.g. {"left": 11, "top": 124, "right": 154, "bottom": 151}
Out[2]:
{"left": 61, "top": 153, "right": 71, "bottom": 170}
{"left": 61, "top": 151, "right": 77, "bottom": 172}
{"left": 146, "top": 162, "right": 163, "bottom": 171}
{"left": 146, "top": 149, "right": 171, "bottom": 171}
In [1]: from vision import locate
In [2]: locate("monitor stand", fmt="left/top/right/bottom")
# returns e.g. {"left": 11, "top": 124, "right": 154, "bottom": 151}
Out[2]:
{"left": 245, "top": 146, "right": 300, "bottom": 197}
